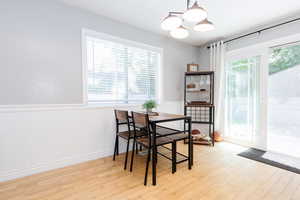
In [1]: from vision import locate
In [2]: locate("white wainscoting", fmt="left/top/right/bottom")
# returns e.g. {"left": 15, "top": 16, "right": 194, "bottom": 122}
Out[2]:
{"left": 0, "top": 101, "right": 183, "bottom": 182}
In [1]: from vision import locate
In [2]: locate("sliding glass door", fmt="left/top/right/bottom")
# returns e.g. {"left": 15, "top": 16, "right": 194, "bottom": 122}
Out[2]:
{"left": 225, "top": 37, "right": 300, "bottom": 156}
{"left": 267, "top": 43, "right": 300, "bottom": 158}
{"left": 225, "top": 55, "right": 261, "bottom": 146}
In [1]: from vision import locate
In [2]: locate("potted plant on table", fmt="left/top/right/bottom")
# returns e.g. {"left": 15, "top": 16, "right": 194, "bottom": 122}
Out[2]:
{"left": 142, "top": 100, "right": 157, "bottom": 113}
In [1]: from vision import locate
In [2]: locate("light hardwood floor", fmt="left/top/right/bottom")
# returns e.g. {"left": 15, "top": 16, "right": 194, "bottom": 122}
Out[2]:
{"left": 1, "top": 142, "right": 300, "bottom": 200}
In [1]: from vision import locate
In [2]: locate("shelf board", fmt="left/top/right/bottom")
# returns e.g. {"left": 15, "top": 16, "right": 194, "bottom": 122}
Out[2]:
{"left": 185, "top": 71, "right": 214, "bottom": 75}
{"left": 185, "top": 103, "right": 214, "bottom": 107}
{"left": 186, "top": 90, "right": 207, "bottom": 93}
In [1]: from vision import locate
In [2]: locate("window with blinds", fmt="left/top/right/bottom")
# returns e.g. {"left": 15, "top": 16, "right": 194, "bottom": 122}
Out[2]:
{"left": 84, "top": 30, "right": 161, "bottom": 104}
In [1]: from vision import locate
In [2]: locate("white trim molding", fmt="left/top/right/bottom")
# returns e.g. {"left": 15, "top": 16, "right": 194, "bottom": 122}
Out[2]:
{"left": 0, "top": 103, "right": 144, "bottom": 113}
{"left": 0, "top": 104, "right": 84, "bottom": 113}
{"left": 0, "top": 150, "right": 110, "bottom": 182}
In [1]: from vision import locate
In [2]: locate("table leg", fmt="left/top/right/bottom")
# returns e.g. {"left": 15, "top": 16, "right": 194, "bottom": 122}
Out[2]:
{"left": 188, "top": 118, "right": 192, "bottom": 169}
{"left": 212, "top": 106, "right": 215, "bottom": 147}
{"left": 190, "top": 118, "right": 193, "bottom": 166}
{"left": 152, "top": 122, "right": 157, "bottom": 186}
{"left": 172, "top": 141, "right": 177, "bottom": 173}
{"left": 184, "top": 120, "right": 186, "bottom": 144}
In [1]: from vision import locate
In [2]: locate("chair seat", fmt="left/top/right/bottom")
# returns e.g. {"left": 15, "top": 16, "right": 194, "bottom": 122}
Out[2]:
{"left": 137, "top": 136, "right": 173, "bottom": 147}
{"left": 118, "top": 130, "right": 146, "bottom": 139}
{"left": 166, "top": 133, "right": 189, "bottom": 141}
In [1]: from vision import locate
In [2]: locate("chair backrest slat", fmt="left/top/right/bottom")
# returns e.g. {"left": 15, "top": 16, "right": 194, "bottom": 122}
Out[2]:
{"left": 115, "top": 110, "right": 128, "bottom": 121}
{"left": 131, "top": 112, "right": 151, "bottom": 146}
{"left": 114, "top": 110, "right": 130, "bottom": 135}
{"left": 132, "top": 112, "right": 147, "bottom": 127}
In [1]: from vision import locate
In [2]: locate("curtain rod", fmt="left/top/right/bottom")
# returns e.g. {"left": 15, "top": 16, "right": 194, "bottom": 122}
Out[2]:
{"left": 206, "top": 17, "right": 300, "bottom": 49}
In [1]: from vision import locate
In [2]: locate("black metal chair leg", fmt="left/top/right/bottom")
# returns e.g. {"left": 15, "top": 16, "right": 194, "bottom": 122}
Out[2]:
{"left": 116, "top": 136, "right": 119, "bottom": 155}
{"left": 113, "top": 135, "right": 118, "bottom": 161}
{"left": 136, "top": 142, "right": 138, "bottom": 154}
{"left": 172, "top": 142, "right": 177, "bottom": 174}
{"left": 191, "top": 138, "right": 194, "bottom": 166}
{"left": 152, "top": 147, "right": 157, "bottom": 185}
{"left": 144, "top": 149, "right": 151, "bottom": 185}
{"left": 130, "top": 138, "right": 136, "bottom": 172}
{"left": 124, "top": 138, "right": 130, "bottom": 170}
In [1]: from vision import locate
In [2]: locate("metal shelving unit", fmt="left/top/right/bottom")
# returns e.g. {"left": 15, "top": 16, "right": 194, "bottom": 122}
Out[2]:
{"left": 184, "top": 71, "right": 215, "bottom": 146}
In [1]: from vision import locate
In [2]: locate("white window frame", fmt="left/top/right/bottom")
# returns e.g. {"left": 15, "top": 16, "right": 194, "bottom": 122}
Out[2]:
{"left": 81, "top": 28, "right": 163, "bottom": 106}
{"left": 225, "top": 32, "right": 300, "bottom": 150}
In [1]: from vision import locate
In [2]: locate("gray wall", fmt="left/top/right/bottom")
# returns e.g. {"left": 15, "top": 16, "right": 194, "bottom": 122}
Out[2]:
{"left": 199, "top": 17, "right": 300, "bottom": 66}
{"left": 0, "top": 0, "right": 199, "bottom": 105}
{"left": 199, "top": 47, "right": 211, "bottom": 70}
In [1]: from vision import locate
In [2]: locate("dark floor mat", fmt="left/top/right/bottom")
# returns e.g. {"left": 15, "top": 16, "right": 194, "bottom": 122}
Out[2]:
{"left": 238, "top": 148, "right": 300, "bottom": 174}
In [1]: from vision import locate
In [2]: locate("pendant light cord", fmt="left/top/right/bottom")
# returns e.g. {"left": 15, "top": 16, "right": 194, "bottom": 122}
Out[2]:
{"left": 187, "top": 0, "right": 190, "bottom": 9}
{"left": 169, "top": 0, "right": 194, "bottom": 15}
{"left": 187, "top": 0, "right": 198, "bottom": 9}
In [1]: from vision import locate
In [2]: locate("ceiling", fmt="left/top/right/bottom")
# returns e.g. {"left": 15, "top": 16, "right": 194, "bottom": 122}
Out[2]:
{"left": 59, "top": 0, "right": 300, "bottom": 46}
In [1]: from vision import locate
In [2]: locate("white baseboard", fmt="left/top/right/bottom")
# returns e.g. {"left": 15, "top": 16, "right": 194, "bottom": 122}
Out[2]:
{"left": 0, "top": 149, "right": 112, "bottom": 182}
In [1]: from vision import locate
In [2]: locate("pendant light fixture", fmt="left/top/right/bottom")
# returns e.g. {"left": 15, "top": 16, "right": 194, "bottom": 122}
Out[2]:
{"left": 183, "top": 1, "right": 207, "bottom": 22}
{"left": 194, "top": 18, "right": 215, "bottom": 32}
{"left": 161, "top": 0, "right": 215, "bottom": 39}
{"left": 161, "top": 14, "right": 183, "bottom": 31}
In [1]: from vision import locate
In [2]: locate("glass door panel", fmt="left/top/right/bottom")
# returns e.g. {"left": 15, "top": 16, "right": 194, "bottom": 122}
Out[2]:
{"left": 225, "top": 56, "right": 260, "bottom": 145}
{"left": 268, "top": 43, "right": 300, "bottom": 158}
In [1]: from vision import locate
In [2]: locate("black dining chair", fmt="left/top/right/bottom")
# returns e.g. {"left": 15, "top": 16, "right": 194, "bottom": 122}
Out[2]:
{"left": 154, "top": 125, "right": 190, "bottom": 173}
{"left": 113, "top": 110, "right": 145, "bottom": 170}
{"left": 130, "top": 112, "right": 178, "bottom": 185}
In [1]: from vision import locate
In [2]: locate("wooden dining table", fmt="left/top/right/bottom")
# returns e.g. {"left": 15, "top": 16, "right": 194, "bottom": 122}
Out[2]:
{"left": 132, "top": 112, "right": 193, "bottom": 186}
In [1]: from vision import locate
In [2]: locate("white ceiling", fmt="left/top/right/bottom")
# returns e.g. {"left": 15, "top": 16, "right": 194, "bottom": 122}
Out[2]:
{"left": 59, "top": 0, "right": 300, "bottom": 46}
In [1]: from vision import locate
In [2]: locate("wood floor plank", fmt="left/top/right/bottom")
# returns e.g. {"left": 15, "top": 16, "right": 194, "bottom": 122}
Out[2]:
{"left": 0, "top": 142, "right": 299, "bottom": 200}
